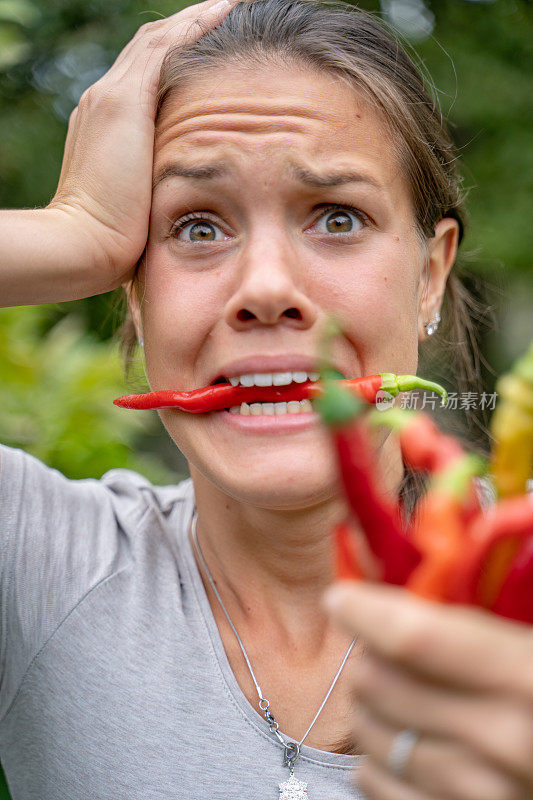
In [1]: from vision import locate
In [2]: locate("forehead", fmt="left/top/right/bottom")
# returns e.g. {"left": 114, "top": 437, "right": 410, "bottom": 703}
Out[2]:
{"left": 153, "top": 62, "right": 405, "bottom": 195}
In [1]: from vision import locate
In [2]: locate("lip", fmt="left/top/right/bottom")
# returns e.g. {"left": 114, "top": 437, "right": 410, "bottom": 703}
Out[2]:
{"left": 209, "top": 354, "right": 343, "bottom": 384}
{"left": 217, "top": 407, "right": 320, "bottom": 433}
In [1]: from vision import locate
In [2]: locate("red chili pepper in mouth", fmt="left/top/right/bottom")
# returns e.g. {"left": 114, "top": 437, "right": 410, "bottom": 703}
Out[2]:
{"left": 113, "top": 373, "right": 447, "bottom": 414}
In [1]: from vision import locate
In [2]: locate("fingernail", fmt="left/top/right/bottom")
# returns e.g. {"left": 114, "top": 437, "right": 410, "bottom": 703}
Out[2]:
{"left": 210, "top": 0, "right": 231, "bottom": 11}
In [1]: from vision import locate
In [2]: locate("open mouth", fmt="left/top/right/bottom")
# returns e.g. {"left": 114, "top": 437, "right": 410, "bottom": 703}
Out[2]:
{"left": 210, "top": 373, "right": 319, "bottom": 415}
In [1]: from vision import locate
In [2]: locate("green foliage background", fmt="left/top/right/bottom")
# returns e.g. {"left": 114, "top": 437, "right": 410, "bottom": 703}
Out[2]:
{"left": 0, "top": 0, "right": 532, "bottom": 796}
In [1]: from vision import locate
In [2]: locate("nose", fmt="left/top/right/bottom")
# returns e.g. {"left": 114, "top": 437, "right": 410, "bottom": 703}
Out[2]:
{"left": 223, "top": 227, "right": 318, "bottom": 331}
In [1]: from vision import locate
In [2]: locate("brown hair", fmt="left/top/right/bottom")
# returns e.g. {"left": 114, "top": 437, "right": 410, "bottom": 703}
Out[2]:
{"left": 119, "top": 0, "right": 490, "bottom": 754}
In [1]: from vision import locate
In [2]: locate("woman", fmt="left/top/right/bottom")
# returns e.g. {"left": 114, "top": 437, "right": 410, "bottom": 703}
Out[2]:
{"left": 1, "top": 0, "right": 532, "bottom": 798}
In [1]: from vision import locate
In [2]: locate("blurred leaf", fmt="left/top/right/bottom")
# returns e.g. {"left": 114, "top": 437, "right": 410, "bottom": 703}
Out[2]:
{"left": 0, "top": 0, "right": 40, "bottom": 27}
{"left": 0, "top": 23, "right": 30, "bottom": 68}
{"left": 0, "top": 765, "right": 10, "bottom": 800}
{"left": 0, "top": 307, "right": 180, "bottom": 483}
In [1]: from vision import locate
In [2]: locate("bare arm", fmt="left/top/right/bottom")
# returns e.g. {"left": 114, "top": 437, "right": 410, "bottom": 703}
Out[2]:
{"left": 0, "top": 207, "right": 125, "bottom": 306}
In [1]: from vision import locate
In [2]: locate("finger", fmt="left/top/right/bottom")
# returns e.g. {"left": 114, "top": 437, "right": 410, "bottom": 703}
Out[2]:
{"left": 323, "top": 581, "right": 533, "bottom": 697}
{"left": 355, "top": 755, "right": 442, "bottom": 800}
{"left": 352, "top": 653, "right": 533, "bottom": 785}
{"left": 90, "top": 0, "right": 238, "bottom": 106}
{"left": 106, "top": 0, "right": 239, "bottom": 113}
{"left": 112, "top": 0, "right": 238, "bottom": 69}
{"left": 354, "top": 699, "right": 532, "bottom": 798}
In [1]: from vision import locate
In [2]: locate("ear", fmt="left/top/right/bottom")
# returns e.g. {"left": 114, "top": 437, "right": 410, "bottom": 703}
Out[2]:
{"left": 123, "top": 279, "right": 143, "bottom": 345}
{"left": 418, "top": 217, "right": 460, "bottom": 341}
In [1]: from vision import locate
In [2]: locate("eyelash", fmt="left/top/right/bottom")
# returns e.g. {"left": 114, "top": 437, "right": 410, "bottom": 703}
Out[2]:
{"left": 168, "top": 204, "right": 369, "bottom": 241}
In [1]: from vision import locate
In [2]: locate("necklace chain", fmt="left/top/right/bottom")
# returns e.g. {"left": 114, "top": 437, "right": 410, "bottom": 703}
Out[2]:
{"left": 190, "top": 509, "right": 358, "bottom": 773}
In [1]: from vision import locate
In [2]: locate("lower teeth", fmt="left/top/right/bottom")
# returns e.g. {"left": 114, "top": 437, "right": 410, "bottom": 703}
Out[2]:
{"left": 229, "top": 400, "right": 314, "bottom": 416}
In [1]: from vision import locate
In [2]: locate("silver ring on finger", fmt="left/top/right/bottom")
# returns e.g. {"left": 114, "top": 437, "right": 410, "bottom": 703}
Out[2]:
{"left": 386, "top": 728, "right": 420, "bottom": 778}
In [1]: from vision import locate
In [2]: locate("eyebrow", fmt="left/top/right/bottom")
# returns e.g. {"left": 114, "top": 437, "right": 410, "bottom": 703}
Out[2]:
{"left": 152, "top": 161, "right": 382, "bottom": 191}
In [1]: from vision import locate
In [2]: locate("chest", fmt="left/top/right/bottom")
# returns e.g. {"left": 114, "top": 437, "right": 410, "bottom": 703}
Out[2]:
{"left": 0, "top": 604, "right": 360, "bottom": 799}
{"left": 221, "top": 633, "right": 365, "bottom": 755}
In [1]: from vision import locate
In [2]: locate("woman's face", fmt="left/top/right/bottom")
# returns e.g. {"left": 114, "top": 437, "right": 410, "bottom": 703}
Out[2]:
{"left": 132, "top": 63, "right": 449, "bottom": 509}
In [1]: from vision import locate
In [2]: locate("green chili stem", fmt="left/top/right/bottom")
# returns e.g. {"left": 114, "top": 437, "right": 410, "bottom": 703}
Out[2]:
{"left": 395, "top": 375, "right": 448, "bottom": 405}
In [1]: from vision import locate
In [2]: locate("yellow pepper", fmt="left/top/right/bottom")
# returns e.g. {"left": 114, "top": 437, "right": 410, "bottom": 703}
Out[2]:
{"left": 490, "top": 341, "right": 533, "bottom": 498}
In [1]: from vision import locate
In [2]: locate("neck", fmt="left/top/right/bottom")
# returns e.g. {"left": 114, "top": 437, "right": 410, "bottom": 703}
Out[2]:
{"left": 188, "top": 433, "right": 404, "bottom": 657}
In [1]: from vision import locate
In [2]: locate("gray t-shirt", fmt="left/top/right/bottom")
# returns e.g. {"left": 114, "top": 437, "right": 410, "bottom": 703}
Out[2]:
{"left": 0, "top": 444, "right": 362, "bottom": 799}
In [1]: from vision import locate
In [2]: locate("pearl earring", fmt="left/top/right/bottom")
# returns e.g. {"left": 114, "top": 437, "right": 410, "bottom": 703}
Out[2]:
{"left": 425, "top": 310, "right": 441, "bottom": 337}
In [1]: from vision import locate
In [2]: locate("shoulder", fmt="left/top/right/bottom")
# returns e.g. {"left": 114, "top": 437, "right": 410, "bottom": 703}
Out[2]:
{"left": 0, "top": 443, "right": 194, "bottom": 530}
{"left": 99, "top": 466, "right": 195, "bottom": 529}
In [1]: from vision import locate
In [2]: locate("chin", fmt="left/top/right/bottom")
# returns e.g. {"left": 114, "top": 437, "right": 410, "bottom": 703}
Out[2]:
{"left": 216, "top": 476, "right": 337, "bottom": 511}
{"left": 186, "top": 446, "right": 338, "bottom": 511}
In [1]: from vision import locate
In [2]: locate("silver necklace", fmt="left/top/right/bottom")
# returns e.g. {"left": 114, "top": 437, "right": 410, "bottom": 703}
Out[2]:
{"left": 191, "top": 509, "right": 358, "bottom": 799}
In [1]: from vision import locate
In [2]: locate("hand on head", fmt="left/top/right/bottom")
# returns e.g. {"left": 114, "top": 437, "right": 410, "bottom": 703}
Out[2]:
{"left": 47, "top": 0, "right": 243, "bottom": 289}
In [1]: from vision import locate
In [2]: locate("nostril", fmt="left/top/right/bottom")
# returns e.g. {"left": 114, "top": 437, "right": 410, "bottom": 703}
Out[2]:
{"left": 236, "top": 309, "right": 255, "bottom": 322}
{"left": 285, "top": 308, "right": 302, "bottom": 319}
{"left": 235, "top": 307, "right": 302, "bottom": 322}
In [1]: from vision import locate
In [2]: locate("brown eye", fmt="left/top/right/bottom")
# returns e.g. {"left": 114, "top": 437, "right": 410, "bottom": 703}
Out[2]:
{"left": 178, "top": 221, "right": 219, "bottom": 242}
{"left": 170, "top": 213, "right": 227, "bottom": 243}
{"left": 188, "top": 222, "right": 216, "bottom": 242}
{"left": 326, "top": 211, "right": 353, "bottom": 233}
{"left": 316, "top": 207, "right": 364, "bottom": 235}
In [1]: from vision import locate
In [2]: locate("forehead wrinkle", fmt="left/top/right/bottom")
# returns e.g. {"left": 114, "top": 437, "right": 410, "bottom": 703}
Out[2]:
{"left": 157, "top": 102, "right": 336, "bottom": 129}
{"left": 154, "top": 115, "right": 326, "bottom": 154}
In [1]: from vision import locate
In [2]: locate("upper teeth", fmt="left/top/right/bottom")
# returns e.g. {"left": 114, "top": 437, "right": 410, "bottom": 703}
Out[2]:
{"left": 228, "top": 371, "right": 319, "bottom": 387}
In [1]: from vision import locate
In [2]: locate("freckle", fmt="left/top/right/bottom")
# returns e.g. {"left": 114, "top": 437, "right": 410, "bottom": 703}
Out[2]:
{"left": 393, "top": 235, "right": 399, "bottom": 242}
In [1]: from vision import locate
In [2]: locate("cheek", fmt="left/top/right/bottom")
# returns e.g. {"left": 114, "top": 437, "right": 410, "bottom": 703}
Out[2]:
{"left": 139, "top": 248, "right": 222, "bottom": 384}
{"left": 328, "top": 239, "right": 421, "bottom": 363}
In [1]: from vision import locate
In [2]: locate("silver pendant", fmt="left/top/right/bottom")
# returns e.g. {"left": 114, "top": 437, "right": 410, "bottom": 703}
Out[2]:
{"left": 278, "top": 772, "right": 309, "bottom": 799}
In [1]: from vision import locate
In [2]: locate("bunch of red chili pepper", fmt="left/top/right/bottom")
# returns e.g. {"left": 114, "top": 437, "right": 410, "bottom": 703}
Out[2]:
{"left": 316, "top": 317, "right": 533, "bottom": 625}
